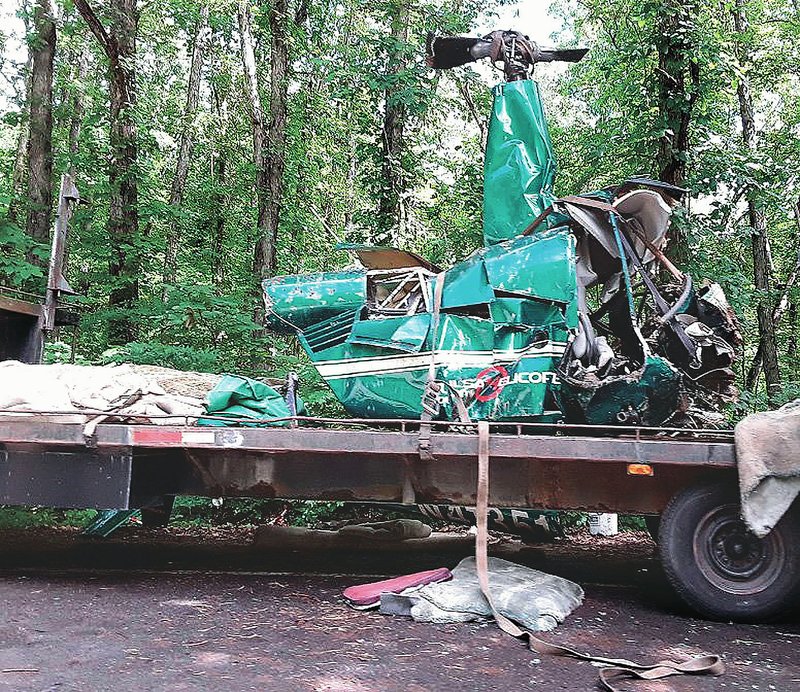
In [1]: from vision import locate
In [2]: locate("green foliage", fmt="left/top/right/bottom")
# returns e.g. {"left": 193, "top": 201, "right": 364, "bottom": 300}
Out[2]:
{"left": 0, "top": 218, "right": 47, "bottom": 289}
{"left": 43, "top": 340, "right": 91, "bottom": 364}
{"left": 618, "top": 514, "right": 648, "bottom": 532}
{"left": 0, "top": 506, "right": 97, "bottom": 529}
{"left": 168, "top": 496, "right": 344, "bottom": 527}
{"left": 170, "top": 496, "right": 272, "bottom": 527}
{"left": 286, "top": 500, "right": 346, "bottom": 527}
{"left": 101, "top": 341, "right": 219, "bottom": 372}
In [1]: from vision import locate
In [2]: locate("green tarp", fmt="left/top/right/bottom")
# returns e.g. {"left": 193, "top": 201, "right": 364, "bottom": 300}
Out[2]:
{"left": 198, "top": 374, "right": 302, "bottom": 427}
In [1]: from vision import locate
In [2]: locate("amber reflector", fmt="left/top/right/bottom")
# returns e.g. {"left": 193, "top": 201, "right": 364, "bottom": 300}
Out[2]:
{"left": 627, "top": 463, "right": 654, "bottom": 476}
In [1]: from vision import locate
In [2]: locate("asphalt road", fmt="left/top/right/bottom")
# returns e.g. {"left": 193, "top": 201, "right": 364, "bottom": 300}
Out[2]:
{"left": 0, "top": 529, "right": 798, "bottom": 691}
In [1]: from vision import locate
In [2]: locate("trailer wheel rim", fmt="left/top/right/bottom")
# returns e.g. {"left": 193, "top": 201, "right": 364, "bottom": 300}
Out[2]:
{"left": 693, "top": 503, "right": 785, "bottom": 595}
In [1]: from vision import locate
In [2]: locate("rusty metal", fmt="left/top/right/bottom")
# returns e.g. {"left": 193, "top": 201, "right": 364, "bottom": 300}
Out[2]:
{"left": 43, "top": 174, "right": 79, "bottom": 331}
{"left": 0, "top": 174, "right": 79, "bottom": 363}
{"left": 0, "top": 415, "right": 735, "bottom": 514}
{"left": 0, "top": 409, "right": 737, "bottom": 433}
{"left": 0, "top": 295, "right": 44, "bottom": 363}
{"left": 0, "top": 294, "right": 43, "bottom": 318}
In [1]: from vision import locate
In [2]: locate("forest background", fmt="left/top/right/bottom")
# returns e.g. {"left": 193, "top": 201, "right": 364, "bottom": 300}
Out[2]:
{"left": 1, "top": 0, "right": 798, "bottom": 419}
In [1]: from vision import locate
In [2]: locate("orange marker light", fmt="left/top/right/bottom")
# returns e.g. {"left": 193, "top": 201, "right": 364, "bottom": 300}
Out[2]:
{"left": 627, "top": 463, "right": 654, "bottom": 476}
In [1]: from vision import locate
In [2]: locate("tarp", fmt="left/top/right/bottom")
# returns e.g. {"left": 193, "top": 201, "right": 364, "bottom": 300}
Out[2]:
{"left": 0, "top": 361, "right": 212, "bottom": 424}
{"left": 735, "top": 400, "right": 800, "bottom": 537}
{"left": 382, "top": 556, "right": 583, "bottom": 632}
{"left": 198, "top": 374, "right": 300, "bottom": 427}
{"left": 483, "top": 79, "right": 557, "bottom": 245}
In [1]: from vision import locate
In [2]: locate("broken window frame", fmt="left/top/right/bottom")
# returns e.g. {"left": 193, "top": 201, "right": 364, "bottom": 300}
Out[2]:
{"left": 364, "top": 267, "right": 436, "bottom": 319}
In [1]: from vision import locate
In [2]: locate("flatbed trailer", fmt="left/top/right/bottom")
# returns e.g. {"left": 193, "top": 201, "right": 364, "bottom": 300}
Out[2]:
{"left": 2, "top": 414, "right": 798, "bottom": 622}
{"left": 0, "top": 416, "right": 733, "bottom": 512}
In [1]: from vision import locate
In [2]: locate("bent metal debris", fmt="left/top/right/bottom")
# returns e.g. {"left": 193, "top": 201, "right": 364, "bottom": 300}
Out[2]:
{"left": 263, "top": 30, "right": 741, "bottom": 427}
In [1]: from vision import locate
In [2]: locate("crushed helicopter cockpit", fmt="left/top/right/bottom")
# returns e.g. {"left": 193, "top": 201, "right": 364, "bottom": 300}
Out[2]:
{"left": 263, "top": 29, "right": 740, "bottom": 427}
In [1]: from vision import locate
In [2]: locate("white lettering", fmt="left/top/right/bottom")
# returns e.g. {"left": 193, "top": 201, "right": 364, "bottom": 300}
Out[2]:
{"left": 510, "top": 509, "right": 531, "bottom": 530}
{"left": 418, "top": 504, "right": 444, "bottom": 520}
{"left": 448, "top": 370, "right": 560, "bottom": 394}
{"left": 489, "top": 507, "right": 509, "bottom": 531}
{"left": 447, "top": 506, "right": 465, "bottom": 521}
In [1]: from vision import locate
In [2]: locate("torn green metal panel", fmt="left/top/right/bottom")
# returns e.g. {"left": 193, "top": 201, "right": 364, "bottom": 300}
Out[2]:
{"left": 486, "top": 357, "right": 554, "bottom": 420}
{"left": 347, "top": 314, "right": 431, "bottom": 353}
{"left": 490, "top": 298, "right": 564, "bottom": 326}
{"left": 82, "top": 509, "right": 140, "bottom": 538}
{"left": 439, "top": 255, "right": 494, "bottom": 309}
{"left": 277, "top": 300, "right": 567, "bottom": 422}
{"left": 299, "top": 309, "right": 359, "bottom": 356}
{"left": 329, "top": 371, "right": 429, "bottom": 419}
{"left": 435, "top": 314, "right": 494, "bottom": 352}
{"left": 483, "top": 79, "right": 557, "bottom": 246}
{"left": 262, "top": 230, "right": 578, "bottom": 424}
{"left": 556, "top": 355, "right": 680, "bottom": 426}
{"left": 493, "top": 323, "right": 569, "bottom": 354}
{"left": 263, "top": 271, "right": 365, "bottom": 331}
{"left": 482, "top": 229, "right": 577, "bottom": 306}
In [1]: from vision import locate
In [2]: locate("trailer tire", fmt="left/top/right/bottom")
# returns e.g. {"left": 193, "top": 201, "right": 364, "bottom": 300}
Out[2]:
{"left": 659, "top": 482, "right": 800, "bottom": 622}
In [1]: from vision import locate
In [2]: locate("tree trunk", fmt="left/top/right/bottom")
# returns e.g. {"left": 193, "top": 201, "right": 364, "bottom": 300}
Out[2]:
{"left": 260, "top": 0, "right": 289, "bottom": 281}
{"left": 67, "top": 52, "right": 89, "bottom": 177}
{"left": 238, "top": 0, "right": 296, "bottom": 322}
{"left": 377, "top": 6, "right": 409, "bottom": 245}
{"left": 237, "top": 1, "right": 268, "bottom": 284}
{"left": 25, "top": 0, "right": 57, "bottom": 253}
{"left": 75, "top": 0, "right": 140, "bottom": 345}
{"left": 457, "top": 80, "right": 487, "bottom": 151}
{"left": 210, "top": 153, "right": 227, "bottom": 290}
{"left": 8, "top": 59, "right": 33, "bottom": 227}
{"left": 654, "top": 0, "right": 699, "bottom": 262}
{"left": 163, "top": 4, "right": 209, "bottom": 289}
{"left": 206, "top": 55, "right": 229, "bottom": 293}
{"left": 745, "top": 196, "right": 800, "bottom": 389}
{"left": 106, "top": 0, "right": 139, "bottom": 344}
{"left": 733, "top": 0, "right": 781, "bottom": 403}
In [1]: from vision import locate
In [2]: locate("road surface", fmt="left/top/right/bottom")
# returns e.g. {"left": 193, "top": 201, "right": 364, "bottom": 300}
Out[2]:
{"left": 0, "top": 528, "right": 798, "bottom": 691}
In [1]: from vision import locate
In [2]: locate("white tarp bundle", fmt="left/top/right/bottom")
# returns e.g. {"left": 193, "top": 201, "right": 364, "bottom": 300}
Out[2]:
{"left": 382, "top": 556, "right": 584, "bottom": 632}
{"left": 0, "top": 360, "right": 220, "bottom": 424}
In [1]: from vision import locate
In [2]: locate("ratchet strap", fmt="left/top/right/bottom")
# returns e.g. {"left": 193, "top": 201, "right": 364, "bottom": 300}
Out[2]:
{"left": 474, "top": 420, "right": 724, "bottom": 691}
{"left": 419, "top": 270, "right": 474, "bottom": 460}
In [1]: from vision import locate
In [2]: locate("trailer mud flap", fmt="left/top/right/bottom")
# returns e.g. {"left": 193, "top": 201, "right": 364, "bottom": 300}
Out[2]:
{"left": 0, "top": 446, "right": 132, "bottom": 509}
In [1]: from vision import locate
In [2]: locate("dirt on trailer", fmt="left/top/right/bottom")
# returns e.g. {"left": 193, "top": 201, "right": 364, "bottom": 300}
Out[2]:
{"left": 1, "top": 527, "right": 799, "bottom": 691}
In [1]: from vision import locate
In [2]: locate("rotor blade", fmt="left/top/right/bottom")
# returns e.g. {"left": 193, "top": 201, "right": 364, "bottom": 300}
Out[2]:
{"left": 426, "top": 34, "right": 482, "bottom": 69}
{"left": 534, "top": 47, "right": 589, "bottom": 63}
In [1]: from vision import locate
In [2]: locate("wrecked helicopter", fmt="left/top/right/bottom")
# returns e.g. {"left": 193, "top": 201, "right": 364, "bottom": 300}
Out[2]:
{"left": 263, "top": 30, "right": 741, "bottom": 427}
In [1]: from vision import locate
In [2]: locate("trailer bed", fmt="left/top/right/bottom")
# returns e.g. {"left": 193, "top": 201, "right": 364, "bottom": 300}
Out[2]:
{"left": 0, "top": 416, "right": 735, "bottom": 514}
